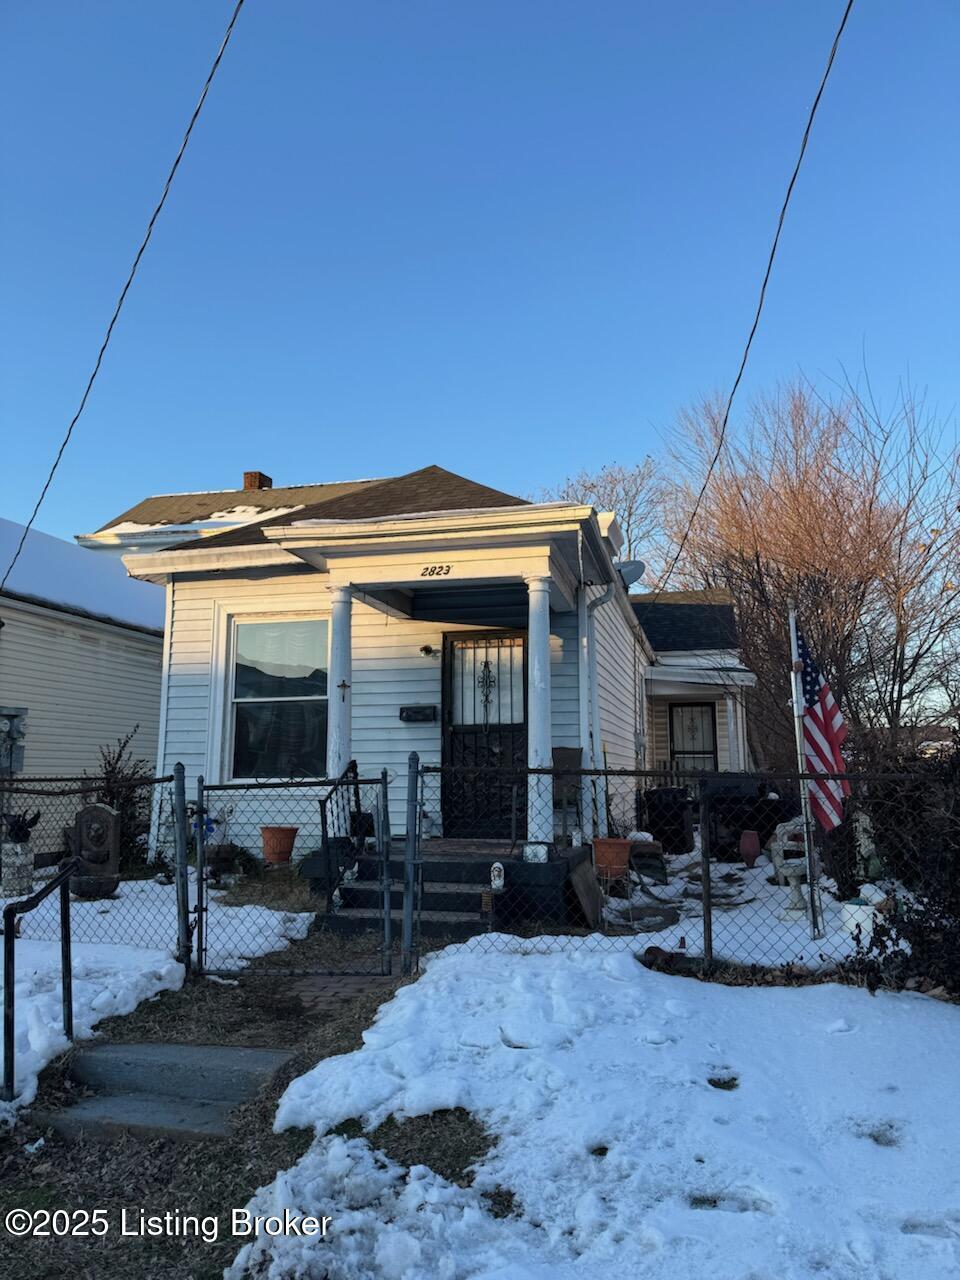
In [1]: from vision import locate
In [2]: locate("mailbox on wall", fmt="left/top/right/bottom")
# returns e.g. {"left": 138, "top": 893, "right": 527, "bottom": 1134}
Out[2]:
{"left": 399, "top": 705, "right": 437, "bottom": 723}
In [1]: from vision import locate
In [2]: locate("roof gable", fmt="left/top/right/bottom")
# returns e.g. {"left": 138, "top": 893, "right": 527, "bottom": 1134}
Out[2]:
{"left": 174, "top": 466, "right": 528, "bottom": 551}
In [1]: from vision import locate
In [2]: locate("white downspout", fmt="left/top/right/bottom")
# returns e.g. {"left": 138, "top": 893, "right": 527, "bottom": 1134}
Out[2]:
{"left": 577, "top": 585, "right": 593, "bottom": 839}
{"left": 725, "top": 692, "right": 738, "bottom": 771}
{"left": 738, "top": 693, "right": 751, "bottom": 770}
{"left": 587, "top": 582, "right": 615, "bottom": 838}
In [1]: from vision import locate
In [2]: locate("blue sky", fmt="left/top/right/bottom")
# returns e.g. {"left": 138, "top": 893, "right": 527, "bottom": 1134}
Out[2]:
{"left": 1, "top": 1, "right": 957, "bottom": 540}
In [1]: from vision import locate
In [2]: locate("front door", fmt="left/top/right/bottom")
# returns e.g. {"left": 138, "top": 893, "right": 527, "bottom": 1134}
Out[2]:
{"left": 669, "top": 702, "right": 718, "bottom": 771}
{"left": 442, "top": 633, "right": 527, "bottom": 838}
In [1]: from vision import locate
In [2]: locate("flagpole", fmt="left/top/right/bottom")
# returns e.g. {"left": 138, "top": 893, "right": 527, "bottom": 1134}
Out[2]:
{"left": 788, "top": 600, "right": 825, "bottom": 940}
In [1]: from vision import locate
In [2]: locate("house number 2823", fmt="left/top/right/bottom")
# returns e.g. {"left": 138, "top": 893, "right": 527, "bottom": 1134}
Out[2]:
{"left": 420, "top": 564, "right": 452, "bottom": 577}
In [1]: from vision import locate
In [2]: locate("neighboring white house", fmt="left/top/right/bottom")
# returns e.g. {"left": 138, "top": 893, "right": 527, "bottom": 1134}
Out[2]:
{"left": 632, "top": 590, "right": 755, "bottom": 774}
{"left": 0, "top": 518, "right": 164, "bottom": 777}
{"left": 107, "top": 465, "right": 756, "bottom": 845}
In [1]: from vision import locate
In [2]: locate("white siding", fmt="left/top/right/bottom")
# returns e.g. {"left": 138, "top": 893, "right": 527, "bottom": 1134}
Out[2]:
{"left": 550, "top": 608, "right": 580, "bottom": 752}
{"left": 591, "top": 590, "right": 640, "bottom": 770}
{"left": 0, "top": 599, "right": 162, "bottom": 775}
{"left": 161, "top": 570, "right": 581, "bottom": 829}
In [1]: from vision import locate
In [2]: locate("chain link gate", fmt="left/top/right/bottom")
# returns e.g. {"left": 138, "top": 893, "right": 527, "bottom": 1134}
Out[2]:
{"left": 192, "top": 766, "right": 414, "bottom": 976}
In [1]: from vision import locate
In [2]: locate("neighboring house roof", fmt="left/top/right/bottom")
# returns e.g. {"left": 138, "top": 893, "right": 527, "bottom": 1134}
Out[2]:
{"left": 631, "top": 590, "right": 739, "bottom": 652}
{"left": 174, "top": 465, "right": 529, "bottom": 551}
{"left": 95, "top": 478, "right": 383, "bottom": 532}
{"left": 0, "top": 518, "right": 163, "bottom": 633}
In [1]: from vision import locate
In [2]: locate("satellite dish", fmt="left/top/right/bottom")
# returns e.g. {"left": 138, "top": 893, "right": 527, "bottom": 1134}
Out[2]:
{"left": 616, "top": 560, "right": 646, "bottom": 588}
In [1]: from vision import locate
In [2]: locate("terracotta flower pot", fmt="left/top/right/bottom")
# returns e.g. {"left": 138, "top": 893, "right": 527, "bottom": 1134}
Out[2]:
{"left": 739, "top": 829, "right": 762, "bottom": 869}
{"left": 593, "top": 837, "right": 632, "bottom": 879}
{"left": 261, "top": 825, "right": 298, "bottom": 864}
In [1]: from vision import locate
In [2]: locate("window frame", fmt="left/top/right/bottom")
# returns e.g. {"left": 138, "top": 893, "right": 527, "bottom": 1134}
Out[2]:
{"left": 224, "top": 612, "right": 331, "bottom": 782}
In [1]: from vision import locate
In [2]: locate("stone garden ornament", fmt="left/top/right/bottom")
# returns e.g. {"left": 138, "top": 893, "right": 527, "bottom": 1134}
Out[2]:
{"left": 65, "top": 803, "right": 121, "bottom": 898}
{"left": 1, "top": 811, "right": 40, "bottom": 897}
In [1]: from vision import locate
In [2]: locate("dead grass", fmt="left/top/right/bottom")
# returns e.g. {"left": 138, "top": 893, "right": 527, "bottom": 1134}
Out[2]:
{"left": 331, "top": 1108, "right": 517, "bottom": 1219}
{"left": 214, "top": 868, "right": 318, "bottom": 912}
{"left": 707, "top": 1075, "right": 740, "bottom": 1091}
{"left": 252, "top": 921, "right": 395, "bottom": 972}
{"left": 0, "top": 965, "right": 401, "bottom": 1280}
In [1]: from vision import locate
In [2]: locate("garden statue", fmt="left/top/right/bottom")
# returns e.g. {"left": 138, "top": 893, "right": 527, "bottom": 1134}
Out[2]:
{"left": 64, "top": 803, "right": 120, "bottom": 898}
{"left": 1, "top": 810, "right": 40, "bottom": 897}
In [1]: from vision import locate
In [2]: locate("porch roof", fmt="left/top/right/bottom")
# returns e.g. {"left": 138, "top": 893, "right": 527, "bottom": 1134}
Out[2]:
{"left": 646, "top": 661, "right": 755, "bottom": 696}
{"left": 124, "top": 501, "right": 625, "bottom": 613}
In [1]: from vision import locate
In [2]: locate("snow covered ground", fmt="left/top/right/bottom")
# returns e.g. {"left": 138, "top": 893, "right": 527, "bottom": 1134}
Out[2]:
{"left": 0, "top": 874, "right": 314, "bottom": 1124}
{"left": 5, "top": 873, "right": 313, "bottom": 971}
{"left": 230, "top": 940, "right": 960, "bottom": 1280}
{"left": 0, "top": 940, "right": 183, "bottom": 1127}
{"left": 605, "top": 845, "right": 871, "bottom": 969}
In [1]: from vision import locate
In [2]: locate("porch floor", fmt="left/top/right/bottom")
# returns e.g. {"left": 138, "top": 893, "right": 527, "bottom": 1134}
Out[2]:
{"left": 418, "top": 837, "right": 517, "bottom": 860}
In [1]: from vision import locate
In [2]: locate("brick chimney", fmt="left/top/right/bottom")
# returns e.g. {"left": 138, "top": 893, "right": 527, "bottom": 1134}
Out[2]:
{"left": 243, "top": 470, "right": 273, "bottom": 491}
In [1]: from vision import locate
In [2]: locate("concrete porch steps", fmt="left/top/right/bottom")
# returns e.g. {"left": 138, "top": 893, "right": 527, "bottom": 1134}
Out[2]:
{"left": 31, "top": 1043, "right": 294, "bottom": 1144}
{"left": 324, "top": 845, "right": 505, "bottom": 939}
{"left": 341, "top": 878, "right": 486, "bottom": 915}
{"left": 323, "top": 905, "right": 483, "bottom": 940}
{"left": 35, "top": 1092, "right": 238, "bottom": 1144}
{"left": 355, "top": 853, "right": 505, "bottom": 885}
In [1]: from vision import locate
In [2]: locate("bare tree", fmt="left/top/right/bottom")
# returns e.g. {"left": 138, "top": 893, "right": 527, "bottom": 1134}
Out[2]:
{"left": 664, "top": 381, "right": 960, "bottom": 768}
{"left": 540, "top": 459, "right": 663, "bottom": 564}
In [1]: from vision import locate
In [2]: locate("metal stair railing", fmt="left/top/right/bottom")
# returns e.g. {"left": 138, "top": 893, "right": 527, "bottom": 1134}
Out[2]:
{"left": 2, "top": 857, "right": 82, "bottom": 1102}
{"left": 319, "top": 761, "right": 367, "bottom": 913}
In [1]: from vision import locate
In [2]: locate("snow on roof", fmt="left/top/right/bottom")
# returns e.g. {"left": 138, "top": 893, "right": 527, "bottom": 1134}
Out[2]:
{"left": 0, "top": 518, "right": 164, "bottom": 632}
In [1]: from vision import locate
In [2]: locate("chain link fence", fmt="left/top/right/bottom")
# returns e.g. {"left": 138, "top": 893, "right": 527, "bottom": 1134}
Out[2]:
{"left": 415, "top": 760, "right": 960, "bottom": 990}
{"left": 6, "top": 759, "right": 954, "bottom": 993}
{"left": 1, "top": 766, "right": 412, "bottom": 977}
{"left": 0, "top": 773, "right": 180, "bottom": 952}
{"left": 195, "top": 769, "right": 401, "bottom": 975}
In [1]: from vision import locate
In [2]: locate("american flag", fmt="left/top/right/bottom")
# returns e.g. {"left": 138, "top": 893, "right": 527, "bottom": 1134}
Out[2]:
{"left": 797, "top": 632, "right": 850, "bottom": 830}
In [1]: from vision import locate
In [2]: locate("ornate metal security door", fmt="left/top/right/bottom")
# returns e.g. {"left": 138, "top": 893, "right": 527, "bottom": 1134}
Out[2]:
{"left": 442, "top": 634, "right": 527, "bottom": 838}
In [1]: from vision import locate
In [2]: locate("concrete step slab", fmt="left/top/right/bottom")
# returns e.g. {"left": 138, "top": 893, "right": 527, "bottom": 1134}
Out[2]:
{"left": 32, "top": 1092, "right": 236, "bottom": 1144}
{"left": 68, "top": 1043, "right": 295, "bottom": 1104}
{"left": 341, "top": 879, "right": 486, "bottom": 914}
{"left": 324, "top": 906, "right": 484, "bottom": 940}
{"left": 355, "top": 856, "right": 503, "bottom": 884}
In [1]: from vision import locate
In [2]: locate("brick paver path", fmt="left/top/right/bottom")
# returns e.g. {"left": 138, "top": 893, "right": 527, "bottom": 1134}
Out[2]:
{"left": 290, "top": 974, "right": 399, "bottom": 1015}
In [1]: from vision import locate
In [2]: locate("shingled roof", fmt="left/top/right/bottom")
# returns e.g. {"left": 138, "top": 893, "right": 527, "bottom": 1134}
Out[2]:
{"left": 97, "top": 478, "right": 381, "bottom": 532}
{"left": 631, "top": 590, "right": 739, "bottom": 652}
{"left": 175, "top": 465, "right": 528, "bottom": 550}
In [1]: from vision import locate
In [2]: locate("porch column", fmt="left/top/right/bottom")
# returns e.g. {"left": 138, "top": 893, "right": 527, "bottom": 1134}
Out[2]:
{"left": 525, "top": 575, "right": 553, "bottom": 860}
{"left": 725, "top": 692, "right": 739, "bottom": 772}
{"left": 327, "top": 585, "right": 353, "bottom": 778}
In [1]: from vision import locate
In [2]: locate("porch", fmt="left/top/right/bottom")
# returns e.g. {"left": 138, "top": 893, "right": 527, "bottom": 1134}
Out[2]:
{"left": 247, "top": 502, "right": 636, "bottom": 855}
{"left": 645, "top": 661, "right": 755, "bottom": 774}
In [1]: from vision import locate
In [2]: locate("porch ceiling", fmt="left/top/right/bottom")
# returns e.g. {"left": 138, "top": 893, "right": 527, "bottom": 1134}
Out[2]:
{"left": 408, "top": 583, "right": 528, "bottom": 628}
{"left": 358, "top": 582, "right": 538, "bottom": 627}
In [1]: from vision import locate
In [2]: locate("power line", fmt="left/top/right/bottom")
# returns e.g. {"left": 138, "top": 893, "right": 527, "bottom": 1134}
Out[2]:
{"left": 1, "top": 0, "right": 247, "bottom": 591}
{"left": 649, "top": 0, "right": 856, "bottom": 605}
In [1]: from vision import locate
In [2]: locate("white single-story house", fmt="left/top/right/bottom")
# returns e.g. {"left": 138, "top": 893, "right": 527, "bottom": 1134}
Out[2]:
{"left": 0, "top": 517, "right": 163, "bottom": 778}
{"left": 632, "top": 590, "right": 755, "bottom": 774}
{"left": 100, "top": 467, "right": 755, "bottom": 846}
